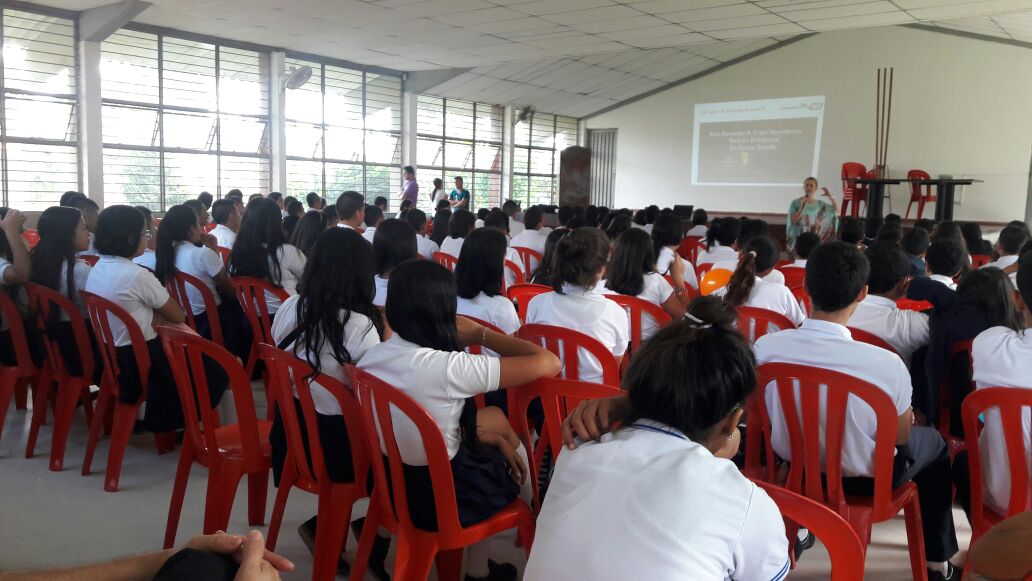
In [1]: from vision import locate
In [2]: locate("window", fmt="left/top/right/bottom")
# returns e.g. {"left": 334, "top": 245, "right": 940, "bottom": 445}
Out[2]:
{"left": 101, "top": 30, "right": 270, "bottom": 211}
{"left": 513, "top": 113, "right": 577, "bottom": 207}
{"left": 0, "top": 10, "right": 79, "bottom": 209}
{"left": 416, "top": 96, "right": 502, "bottom": 212}
{"left": 284, "top": 57, "right": 401, "bottom": 207}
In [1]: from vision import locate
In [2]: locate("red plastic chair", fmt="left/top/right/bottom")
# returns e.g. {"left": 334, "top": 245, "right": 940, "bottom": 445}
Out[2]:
{"left": 217, "top": 246, "right": 231, "bottom": 266}
{"left": 695, "top": 261, "right": 714, "bottom": 282}
{"left": 517, "top": 323, "right": 620, "bottom": 387}
{"left": 0, "top": 290, "right": 38, "bottom": 443}
{"left": 348, "top": 366, "right": 536, "bottom": 581}
{"left": 22, "top": 284, "right": 96, "bottom": 471}
{"left": 80, "top": 290, "right": 176, "bottom": 492}
{"left": 80, "top": 254, "right": 100, "bottom": 266}
{"left": 502, "top": 259, "right": 525, "bottom": 294}
{"left": 778, "top": 266, "right": 806, "bottom": 290}
{"left": 736, "top": 306, "right": 797, "bottom": 343}
{"left": 461, "top": 317, "right": 517, "bottom": 418}
{"left": 939, "top": 340, "right": 973, "bottom": 457}
{"left": 662, "top": 275, "right": 699, "bottom": 301}
{"left": 792, "top": 286, "right": 812, "bottom": 316}
{"left": 604, "top": 294, "right": 672, "bottom": 354}
{"left": 905, "top": 169, "right": 935, "bottom": 220}
{"left": 847, "top": 327, "right": 900, "bottom": 357}
{"left": 233, "top": 276, "right": 289, "bottom": 387}
{"left": 505, "top": 283, "right": 551, "bottom": 324}
{"left": 260, "top": 345, "right": 371, "bottom": 580}
{"left": 971, "top": 254, "right": 991, "bottom": 268}
{"left": 757, "top": 362, "right": 927, "bottom": 581}
{"left": 21, "top": 228, "right": 39, "bottom": 249}
{"left": 754, "top": 481, "right": 866, "bottom": 581}
{"left": 841, "top": 162, "right": 867, "bottom": 217}
{"left": 961, "top": 387, "right": 1032, "bottom": 542}
{"left": 159, "top": 327, "right": 272, "bottom": 548}
{"left": 166, "top": 271, "right": 224, "bottom": 347}
{"left": 511, "top": 377, "right": 622, "bottom": 511}
{"left": 511, "top": 246, "right": 543, "bottom": 279}
{"left": 432, "top": 252, "right": 458, "bottom": 272}
{"left": 897, "top": 299, "right": 933, "bottom": 312}
{"left": 676, "top": 236, "right": 704, "bottom": 265}
{"left": 204, "top": 222, "right": 217, "bottom": 233}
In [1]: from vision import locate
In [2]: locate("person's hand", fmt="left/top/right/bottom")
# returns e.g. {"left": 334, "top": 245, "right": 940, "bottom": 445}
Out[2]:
{"left": 669, "top": 252, "right": 686, "bottom": 284}
{"left": 234, "top": 531, "right": 285, "bottom": 580}
{"left": 561, "top": 395, "right": 628, "bottom": 449}
{"left": 455, "top": 316, "right": 485, "bottom": 347}
{"left": 820, "top": 187, "right": 833, "bottom": 198}
{"left": 184, "top": 531, "right": 293, "bottom": 575}
{"left": 497, "top": 438, "right": 528, "bottom": 485}
{"left": 200, "top": 233, "right": 218, "bottom": 252}
{"left": 0, "top": 209, "right": 25, "bottom": 235}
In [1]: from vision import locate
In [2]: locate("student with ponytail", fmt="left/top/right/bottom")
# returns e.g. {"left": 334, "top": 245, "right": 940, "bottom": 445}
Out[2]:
{"left": 372, "top": 218, "right": 417, "bottom": 307}
{"left": 651, "top": 212, "right": 699, "bottom": 290}
{"left": 603, "top": 228, "right": 688, "bottom": 340}
{"left": 697, "top": 217, "right": 741, "bottom": 267}
{"left": 716, "top": 236, "right": 805, "bottom": 326}
{"left": 529, "top": 228, "right": 569, "bottom": 285}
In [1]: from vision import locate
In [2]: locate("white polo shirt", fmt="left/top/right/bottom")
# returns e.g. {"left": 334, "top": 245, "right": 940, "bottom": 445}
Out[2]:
{"left": 267, "top": 244, "right": 306, "bottom": 315}
{"left": 847, "top": 294, "right": 929, "bottom": 365}
{"left": 270, "top": 295, "right": 380, "bottom": 416}
{"left": 440, "top": 236, "right": 465, "bottom": 258}
{"left": 656, "top": 246, "right": 699, "bottom": 289}
{"left": 971, "top": 326, "right": 1032, "bottom": 514}
{"left": 0, "top": 256, "right": 10, "bottom": 283}
{"left": 172, "top": 242, "right": 224, "bottom": 315}
{"left": 983, "top": 254, "right": 1019, "bottom": 286}
{"left": 362, "top": 226, "right": 377, "bottom": 245}
{"left": 58, "top": 259, "right": 92, "bottom": 319}
{"left": 929, "top": 274, "right": 957, "bottom": 290}
{"left": 754, "top": 319, "right": 912, "bottom": 477}
{"left": 372, "top": 275, "right": 389, "bottom": 308}
{"left": 713, "top": 260, "right": 787, "bottom": 286}
{"left": 696, "top": 243, "right": 739, "bottom": 266}
{"left": 525, "top": 284, "right": 629, "bottom": 385}
{"left": 457, "top": 292, "right": 520, "bottom": 336}
{"left": 712, "top": 277, "right": 806, "bottom": 328}
{"left": 415, "top": 234, "right": 439, "bottom": 260}
{"left": 686, "top": 224, "right": 708, "bottom": 237}
{"left": 786, "top": 259, "right": 807, "bottom": 268}
{"left": 508, "top": 219, "right": 525, "bottom": 238}
{"left": 210, "top": 224, "right": 236, "bottom": 249}
{"left": 85, "top": 256, "right": 171, "bottom": 346}
{"left": 509, "top": 228, "right": 549, "bottom": 263}
{"left": 525, "top": 420, "right": 789, "bottom": 581}
{"left": 601, "top": 272, "right": 673, "bottom": 341}
{"left": 133, "top": 248, "right": 156, "bottom": 270}
{"left": 358, "top": 334, "right": 501, "bottom": 464}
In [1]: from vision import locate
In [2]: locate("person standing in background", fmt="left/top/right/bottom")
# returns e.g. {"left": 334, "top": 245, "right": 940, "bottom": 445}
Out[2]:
{"left": 431, "top": 178, "right": 447, "bottom": 207}
{"left": 399, "top": 165, "right": 419, "bottom": 210}
{"left": 786, "top": 177, "right": 839, "bottom": 253}
{"left": 449, "top": 176, "right": 470, "bottom": 210}
{"left": 198, "top": 191, "right": 213, "bottom": 211}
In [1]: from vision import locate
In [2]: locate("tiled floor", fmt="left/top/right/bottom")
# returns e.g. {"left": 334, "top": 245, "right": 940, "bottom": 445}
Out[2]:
{"left": 0, "top": 388, "right": 970, "bottom": 579}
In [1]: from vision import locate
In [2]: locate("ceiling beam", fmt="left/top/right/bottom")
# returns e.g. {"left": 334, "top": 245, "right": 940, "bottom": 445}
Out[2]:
{"left": 405, "top": 67, "right": 475, "bottom": 94}
{"left": 903, "top": 23, "right": 1032, "bottom": 51}
{"left": 80, "top": 0, "right": 150, "bottom": 42}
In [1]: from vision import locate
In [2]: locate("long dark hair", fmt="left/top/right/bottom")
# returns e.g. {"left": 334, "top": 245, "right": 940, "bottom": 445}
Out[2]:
{"left": 724, "top": 236, "right": 778, "bottom": 307}
{"left": 550, "top": 227, "right": 609, "bottom": 292}
{"left": 230, "top": 197, "right": 286, "bottom": 286}
{"left": 290, "top": 210, "right": 326, "bottom": 257}
{"left": 30, "top": 206, "right": 83, "bottom": 302}
{"left": 956, "top": 267, "right": 1022, "bottom": 331}
{"left": 531, "top": 228, "right": 570, "bottom": 285}
{"left": 706, "top": 217, "right": 740, "bottom": 250}
{"left": 292, "top": 227, "right": 383, "bottom": 376}
{"left": 651, "top": 213, "right": 683, "bottom": 260}
{"left": 605, "top": 228, "right": 655, "bottom": 297}
{"left": 448, "top": 209, "right": 475, "bottom": 239}
{"left": 456, "top": 228, "right": 507, "bottom": 299}
{"left": 373, "top": 219, "right": 417, "bottom": 277}
{"left": 154, "top": 205, "right": 199, "bottom": 285}
{"left": 430, "top": 208, "right": 451, "bottom": 246}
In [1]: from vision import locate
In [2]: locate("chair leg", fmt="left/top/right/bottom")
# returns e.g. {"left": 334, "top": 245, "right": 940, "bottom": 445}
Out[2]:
{"left": 349, "top": 502, "right": 382, "bottom": 581}
{"left": 247, "top": 469, "right": 269, "bottom": 526}
{"left": 903, "top": 496, "right": 929, "bottom": 581}
{"left": 206, "top": 462, "right": 244, "bottom": 534}
{"left": 154, "top": 432, "right": 177, "bottom": 455}
{"left": 104, "top": 403, "right": 139, "bottom": 492}
{"left": 266, "top": 463, "right": 296, "bottom": 551}
{"left": 164, "top": 445, "right": 196, "bottom": 549}
{"left": 82, "top": 390, "right": 112, "bottom": 476}
{"left": 917, "top": 198, "right": 926, "bottom": 221}
{"left": 25, "top": 367, "right": 53, "bottom": 459}
{"left": 435, "top": 548, "right": 464, "bottom": 581}
{"left": 517, "top": 514, "right": 536, "bottom": 558}
{"left": 49, "top": 379, "right": 84, "bottom": 472}
{"left": 395, "top": 534, "right": 437, "bottom": 581}
{"left": 0, "top": 373, "right": 15, "bottom": 442}
{"left": 13, "top": 375, "right": 29, "bottom": 410}
{"left": 313, "top": 486, "right": 357, "bottom": 581}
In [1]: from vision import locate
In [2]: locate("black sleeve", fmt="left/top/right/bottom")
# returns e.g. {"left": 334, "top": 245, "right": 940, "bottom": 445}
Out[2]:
{"left": 907, "top": 277, "right": 960, "bottom": 312}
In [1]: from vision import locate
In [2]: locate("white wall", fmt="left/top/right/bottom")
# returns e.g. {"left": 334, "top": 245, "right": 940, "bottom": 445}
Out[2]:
{"left": 585, "top": 26, "right": 1032, "bottom": 223}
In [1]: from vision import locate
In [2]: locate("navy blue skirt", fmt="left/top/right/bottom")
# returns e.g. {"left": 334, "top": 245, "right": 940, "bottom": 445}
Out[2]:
{"left": 270, "top": 398, "right": 356, "bottom": 486}
{"left": 194, "top": 301, "right": 253, "bottom": 364}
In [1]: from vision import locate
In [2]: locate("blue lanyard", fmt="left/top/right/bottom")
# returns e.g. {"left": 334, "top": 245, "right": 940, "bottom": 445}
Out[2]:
{"left": 627, "top": 422, "right": 687, "bottom": 440}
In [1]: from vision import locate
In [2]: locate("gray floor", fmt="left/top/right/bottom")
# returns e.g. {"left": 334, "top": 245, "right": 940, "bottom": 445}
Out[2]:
{"left": 0, "top": 386, "right": 970, "bottom": 579}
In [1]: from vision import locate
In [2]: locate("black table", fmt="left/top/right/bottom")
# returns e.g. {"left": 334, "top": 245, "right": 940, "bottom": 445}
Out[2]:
{"left": 853, "top": 178, "right": 902, "bottom": 222}
{"left": 854, "top": 177, "right": 981, "bottom": 222}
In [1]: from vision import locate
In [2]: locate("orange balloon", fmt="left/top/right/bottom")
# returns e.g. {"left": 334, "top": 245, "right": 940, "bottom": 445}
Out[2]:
{"left": 700, "top": 268, "right": 733, "bottom": 296}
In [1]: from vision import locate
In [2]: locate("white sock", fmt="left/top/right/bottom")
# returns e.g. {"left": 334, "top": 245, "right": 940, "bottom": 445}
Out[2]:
{"left": 466, "top": 540, "right": 490, "bottom": 578}
{"left": 928, "top": 561, "right": 948, "bottom": 574}
{"left": 516, "top": 443, "right": 533, "bottom": 505}
{"left": 217, "top": 391, "right": 237, "bottom": 425}
{"left": 796, "top": 527, "right": 810, "bottom": 542}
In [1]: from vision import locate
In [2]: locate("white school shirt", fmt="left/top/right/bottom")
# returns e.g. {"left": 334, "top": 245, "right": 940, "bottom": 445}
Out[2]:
{"left": 133, "top": 248, "right": 156, "bottom": 270}
{"left": 754, "top": 319, "right": 912, "bottom": 477}
{"left": 509, "top": 228, "right": 548, "bottom": 258}
{"left": 508, "top": 218, "right": 525, "bottom": 238}
{"left": 270, "top": 295, "right": 380, "bottom": 416}
{"left": 524, "top": 420, "right": 789, "bottom": 581}
{"left": 372, "top": 275, "right": 389, "bottom": 308}
{"left": 971, "top": 327, "right": 1032, "bottom": 514}
{"left": 712, "top": 259, "right": 787, "bottom": 286}
{"left": 786, "top": 259, "right": 807, "bottom": 268}
{"left": 696, "top": 243, "right": 739, "bottom": 266}
{"left": 983, "top": 254, "right": 1019, "bottom": 286}
{"left": 257, "top": 244, "right": 307, "bottom": 315}
{"left": 358, "top": 334, "right": 501, "bottom": 464}
{"left": 474, "top": 219, "right": 484, "bottom": 229}
{"left": 655, "top": 246, "right": 699, "bottom": 289}
{"left": 847, "top": 294, "right": 929, "bottom": 366}
{"left": 58, "top": 259, "right": 92, "bottom": 319}
{"left": 928, "top": 274, "right": 957, "bottom": 290}
{"left": 525, "top": 284, "right": 629, "bottom": 385}
{"left": 210, "top": 224, "right": 237, "bottom": 249}
{"left": 415, "top": 234, "right": 440, "bottom": 259}
{"left": 600, "top": 272, "right": 673, "bottom": 341}
{"left": 686, "top": 224, "right": 708, "bottom": 237}
{"left": 173, "top": 242, "right": 224, "bottom": 315}
{"left": 0, "top": 256, "right": 9, "bottom": 283}
{"left": 440, "top": 236, "right": 465, "bottom": 258}
{"left": 85, "top": 256, "right": 171, "bottom": 346}
{"left": 712, "top": 277, "right": 806, "bottom": 327}
{"left": 457, "top": 292, "right": 520, "bottom": 336}
{"left": 362, "top": 226, "right": 377, "bottom": 245}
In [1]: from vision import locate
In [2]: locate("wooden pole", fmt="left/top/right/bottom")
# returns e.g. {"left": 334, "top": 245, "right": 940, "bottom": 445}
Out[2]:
{"left": 875, "top": 69, "right": 882, "bottom": 175}
{"left": 884, "top": 67, "right": 894, "bottom": 173}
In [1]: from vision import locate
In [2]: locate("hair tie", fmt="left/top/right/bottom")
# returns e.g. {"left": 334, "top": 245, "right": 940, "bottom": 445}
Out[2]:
{"left": 747, "top": 251, "right": 757, "bottom": 257}
{"left": 684, "top": 313, "right": 712, "bottom": 329}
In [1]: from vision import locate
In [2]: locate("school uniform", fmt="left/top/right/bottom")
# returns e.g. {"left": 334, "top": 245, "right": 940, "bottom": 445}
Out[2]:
{"left": 525, "top": 284, "right": 629, "bottom": 385}
{"left": 928, "top": 274, "right": 957, "bottom": 290}
{"left": 696, "top": 243, "right": 738, "bottom": 266}
{"left": 0, "top": 256, "right": 9, "bottom": 282}
{"left": 362, "top": 226, "right": 377, "bottom": 245}
{"left": 210, "top": 224, "right": 236, "bottom": 249}
{"left": 509, "top": 228, "right": 548, "bottom": 258}
{"left": 787, "top": 259, "right": 807, "bottom": 268}
{"left": 269, "top": 294, "right": 380, "bottom": 484}
{"left": 908, "top": 255, "right": 927, "bottom": 278}
{"left": 474, "top": 219, "right": 484, "bottom": 229}
{"left": 45, "top": 259, "right": 99, "bottom": 381}
{"left": 685, "top": 224, "right": 708, "bottom": 237}
{"left": 600, "top": 272, "right": 673, "bottom": 341}
{"left": 655, "top": 246, "right": 699, "bottom": 289}
{"left": 173, "top": 242, "right": 252, "bottom": 362}
{"left": 133, "top": 248, "right": 156, "bottom": 270}
{"left": 59, "top": 259, "right": 92, "bottom": 319}
{"left": 983, "top": 254, "right": 1019, "bottom": 286}
{"left": 713, "top": 259, "right": 786, "bottom": 286}
{"left": 257, "top": 244, "right": 307, "bottom": 316}
{"left": 440, "top": 236, "right": 465, "bottom": 258}
{"left": 372, "top": 275, "right": 389, "bottom": 308}
{"left": 526, "top": 419, "right": 789, "bottom": 581}
{"left": 847, "top": 294, "right": 930, "bottom": 366}
{"left": 358, "top": 334, "right": 518, "bottom": 531}
{"left": 457, "top": 292, "right": 520, "bottom": 336}
{"left": 415, "top": 234, "right": 440, "bottom": 259}
{"left": 754, "top": 319, "right": 958, "bottom": 562}
{"left": 712, "top": 278, "right": 806, "bottom": 327}
{"left": 508, "top": 219, "right": 525, "bottom": 238}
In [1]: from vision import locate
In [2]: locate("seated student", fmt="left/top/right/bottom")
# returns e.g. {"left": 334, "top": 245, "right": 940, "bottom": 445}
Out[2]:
{"left": 525, "top": 299, "right": 789, "bottom": 581}
{"left": 630, "top": 208, "right": 647, "bottom": 231}
{"left": 440, "top": 208, "right": 474, "bottom": 259}
{"left": 372, "top": 219, "right": 417, "bottom": 308}
{"left": 0, "top": 207, "right": 28, "bottom": 286}
{"left": 501, "top": 199, "right": 524, "bottom": 238}
{"left": 984, "top": 224, "right": 1027, "bottom": 287}
{"left": 603, "top": 214, "right": 632, "bottom": 242}
{"left": 559, "top": 206, "right": 575, "bottom": 230}
{"left": 875, "top": 223, "right": 903, "bottom": 245}
{"left": 529, "top": 229, "right": 569, "bottom": 286}
{"left": 321, "top": 204, "right": 338, "bottom": 229}
{"left": 282, "top": 214, "right": 301, "bottom": 241}
{"left": 862, "top": 216, "right": 883, "bottom": 247}
{"left": 183, "top": 199, "right": 210, "bottom": 228}
{"left": 839, "top": 216, "right": 866, "bottom": 248}
{"left": 785, "top": 231, "right": 819, "bottom": 268}
{"left": 305, "top": 190, "right": 324, "bottom": 210}
{"left": 642, "top": 205, "right": 659, "bottom": 234}
{"left": 602, "top": 229, "right": 689, "bottom": 340}
{"left": 361, "top": 205, "right": 384, "bottom": 245}
{"left": 686, "top": 208, "right": 708, "bottom": 237}
{"left": 210, "top": 198, "right": 240, "bottom": 250}
{"left": 229, "top": 198, "right": 307, "bottom": 316}
{"left": 696, "top": 217, "right": 740, "bottom": 266}
{"left": 713, "top": 236, "right": 805, "bottom": 327}
{"left": 714, "top": 218, "right": 785, "bottom": 285}
{"left": 69, "top": 196, "right": 99, "bottom": 256}
{"left": 754, "top": 241, "right": 959, "bottom": 580}
{"left": 848, "top": 242, "right": 930, "bottom": 366}
{"left": 952, "top": 252, "right": 1032, "bottom": 520}
{"left": 914, "top": 218, "right": 937, "bottom": 233}
{"left": 474, "top": 208, "right": 489, "bottom": 229}
{"left": 289, "top": 210, "right": 326, "bottom": 257}
{"left": 335, "top": 191, "right": 365, "bottom": 231}
{"left": 509, "top": 206, "right": 550, "bottom": 271}
{"left": 902, "top": 227, "right": 931, "bottom": 278}
{"left": 456, "top": 228, "right": 521, "bottom": 337}
{"left": 884, "top": 213, "right": 903, "bottom": 226}
{"left": 406, "top": 208, "right": 439, "bottom": 259}
{"left": 960, "top": 221, "right": 993, "bottom": 257}
{"left": 526, "top": 228, "right": 629, "bottom": 385}
{"left": 652, "top": 212, "right": 699, "bottom": 290}
{"left": 359, "top": 260, "right": 561, "bottom": 581}
{"left": 84, "top": 205, "right": 210, "bottom": 433}
{"left": 429, "top": 208, "right": 451, "bottom": 248}
{"left": 925, "top": 238, "right": 964, "bottom": 290}
{"left": 131, "top": 206, "right": 158, "bottom": 270}
{"left": 269, "top": 227, "right": 391, "bottom": 578}
{"left": 373, "top": 196, "right": 387, "bottom": 214}
{"left": 482, "top": 211, "right": 521, "bottom": 288}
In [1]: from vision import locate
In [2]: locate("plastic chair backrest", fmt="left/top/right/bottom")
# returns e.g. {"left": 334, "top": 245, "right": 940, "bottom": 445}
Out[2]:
{"left": 605, "top": 293, "right": 672, "bottom": 353}
{"left": 204, "top": 223, "right": 216, "bottom": 233}
{"left": 80, "top": 254, "right": 100, "bottom": 266}
{"left": 841, "top": 162, "right": 866, "bottom": 195}
{"left": 962, "top": 387, "right": 1032, "bottom": 532}
{"left": 758, "top": 362, "right": 900, "bottom": 520}
{"left": 459, "top": 317, "right": 515, "bottom": 412}
{"left": 80, "top": 290, "right": 150, "bottom": 400}
{"left": 907, "top": 169, "right": 931, "bottom": 198}
{"left": 517, "top": 323, "right": 620, "bottom": 386}
{"left": 753, "top": 480, "right": 866, "bottom": 581}
{"left": 0, "top": 289, "right": 34, "bottom": 373}
{"left": 896, "top": 299, "right": 933, "bottom": 312}
{"left": 847, "top": 327, "right": 900, "bottom": 356}
{"left": 699, "top": 268, "right": 732, "bottom": 296}
{"left": 259, "top": 343, "right": 370, "bottom": 488}
{"left": 971, "top": 254, "right": 991, "bottom": 268}
{"left": 940, "top": 340, "right": 974, "bottom": 437}
{"left": 233, "top": 276, "right": 288, "bottom": 346}
{"left": 217, "top": 247, "right": 231, "bottom": 266}
{"left": 511, "top": 247, "right": 543, "bottom": 279}
{"left": 676, "top": 237, "right": 704, "bottom": 265}
{"left": 21, "top": 228, "right": 39, "bottom": 249}
{"left": 695, "top": 261, "right": 714, "bottom": 281}
{"left": 736, "top": 306, "right": 796, "bottom": 343}
{"left": 512, "top": 377, "right": 622, "bottom": 510}
{"left": 166, "top": 271, "right": 224, "bottom": 346}
{"left": 662, "top": 275, "right": 699, "bottom": 301}
{"left": 778, "top": 267, "right": 806, "bottom": 290}
{"left": 505, "top": 283, "right": 551, "bottom": 323}
{"left": 24, "top": 283, "right": 96, "bottom": 382}
{"left": 503, "top": 259, "right": 525, "bottom": 293}
{"left": 159, "top": 326, "right": 264, "bottom": 468}
{"left": 792, "top": 286, "right": 812, "bottom": 316}
{"left": 432, "top": 252, "right": 458, "bottom": 272}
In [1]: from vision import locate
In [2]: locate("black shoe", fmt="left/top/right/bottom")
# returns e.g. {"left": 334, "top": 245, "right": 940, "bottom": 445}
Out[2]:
{"left": 927, "top": 562, "right": 958, "bottom": 581}
{"left": 298, "top": 516, "right": 351, "bottom": 577}
{"left": 351, "top": 517, "right": 392, "bottom": 581}
{"left": 793, "top": 530, "right": 816, "bottom": 561}
{"left": 464, "top": 560, "right": 518, "bottom": 581}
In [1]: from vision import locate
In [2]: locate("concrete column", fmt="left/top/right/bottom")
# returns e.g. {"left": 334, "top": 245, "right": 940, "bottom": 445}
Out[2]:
{"left": 502, "top": 104, "right": 514, "bottom": 203}
{"left": 269, "top": 51, "right": 287, "bottom": 194}
{"left": 77, "top": 40, "right": 104, "bottom": 205}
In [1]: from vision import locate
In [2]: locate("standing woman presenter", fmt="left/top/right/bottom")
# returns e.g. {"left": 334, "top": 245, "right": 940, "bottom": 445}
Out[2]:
{"left": 786, "top": 176, "right": 839, "bottom": 253}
